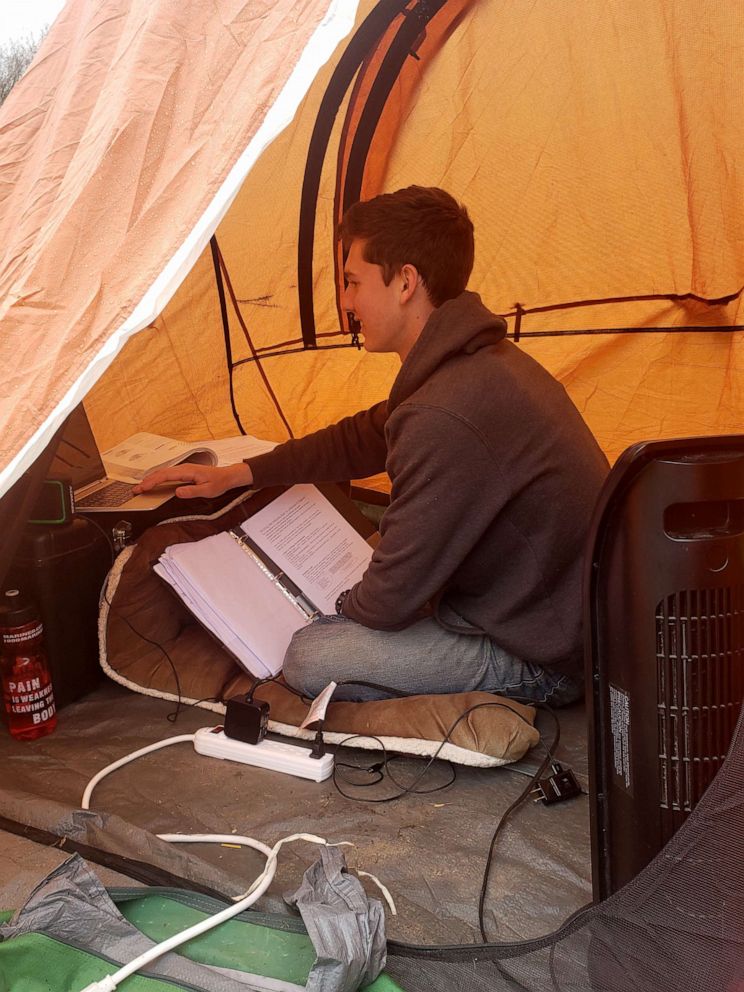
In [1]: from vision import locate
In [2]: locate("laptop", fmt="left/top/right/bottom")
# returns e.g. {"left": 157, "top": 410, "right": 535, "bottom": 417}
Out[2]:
{"left": 49, "top": 405, "right": 178, "bottom": 512}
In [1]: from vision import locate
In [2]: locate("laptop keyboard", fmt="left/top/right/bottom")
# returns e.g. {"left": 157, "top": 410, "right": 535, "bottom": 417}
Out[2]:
{"left": 76, "top": 480, "right": 134, "bottom": 508}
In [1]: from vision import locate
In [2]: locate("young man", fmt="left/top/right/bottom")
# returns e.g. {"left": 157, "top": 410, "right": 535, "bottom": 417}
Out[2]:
{"left": 136, "top": 187, "right": 609, "bottom": 704}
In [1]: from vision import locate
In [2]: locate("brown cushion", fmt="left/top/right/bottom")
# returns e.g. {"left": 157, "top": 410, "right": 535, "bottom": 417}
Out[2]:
{"left": 100, "top": 491, "right": 540, "bottom": 766}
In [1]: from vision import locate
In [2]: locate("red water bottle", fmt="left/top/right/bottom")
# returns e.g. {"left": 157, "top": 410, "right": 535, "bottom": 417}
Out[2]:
{"left": 0, "top": 589, "right": 57, "bottom": 741}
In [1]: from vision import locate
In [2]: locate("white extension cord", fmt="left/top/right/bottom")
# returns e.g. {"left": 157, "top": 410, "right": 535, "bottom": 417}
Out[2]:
{"left": 81, "top": 734, "right": 196, "bottom": 811}
{"left": 78, "top": 730, "right": 396, "bottom": 992}
{"left": 193, "top": 726, "right": 334, "bottom": 781}
{"left": 81, "top": 725, "right": 333, "bottom": 814}
{"left": 79, "top": 831, "right": 337, "bottom": 992}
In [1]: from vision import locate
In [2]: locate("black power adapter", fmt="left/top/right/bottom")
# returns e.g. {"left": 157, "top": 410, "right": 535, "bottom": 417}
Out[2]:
{"left": 532, "top": 762, "right": 583, "bottom": 805}
{"left": 224, "top": 695, "right": 270, "bottom": 745}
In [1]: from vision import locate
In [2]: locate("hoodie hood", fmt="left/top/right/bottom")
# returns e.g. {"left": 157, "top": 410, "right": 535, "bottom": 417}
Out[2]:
{"left": 388, "top": 291, "right": 507, "bottom": 412}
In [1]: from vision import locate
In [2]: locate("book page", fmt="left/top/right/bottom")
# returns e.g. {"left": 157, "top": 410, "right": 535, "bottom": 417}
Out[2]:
{"left": 103, "top": 432, "right": 277, "bottom": 481}
{"left": 240, "top": 485, "right": 373, "bottom": 615}
{"left": 103, "top": 433, "right": 217, "bottom": 481}
{"left": 205, "top": 435, "right": 277, "bottom": 465}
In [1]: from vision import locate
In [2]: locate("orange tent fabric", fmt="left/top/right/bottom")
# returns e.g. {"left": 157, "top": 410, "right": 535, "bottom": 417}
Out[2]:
{"left": 1, "top": 0, "right": 742, "bottom": 500}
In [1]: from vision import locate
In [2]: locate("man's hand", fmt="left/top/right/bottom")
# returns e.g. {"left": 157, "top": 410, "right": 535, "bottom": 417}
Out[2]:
{"left": 132, "top": 462, "right": 254, "bottom": 500}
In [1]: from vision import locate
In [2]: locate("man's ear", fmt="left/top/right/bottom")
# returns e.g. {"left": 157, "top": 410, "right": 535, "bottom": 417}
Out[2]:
{"left": 399, "top": 263, "right": 420, "bottom": 302}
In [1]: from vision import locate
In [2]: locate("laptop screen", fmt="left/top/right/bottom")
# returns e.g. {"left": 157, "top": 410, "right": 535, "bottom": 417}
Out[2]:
{"left": 48, "top": 405, "right": 107, "bottom": 491}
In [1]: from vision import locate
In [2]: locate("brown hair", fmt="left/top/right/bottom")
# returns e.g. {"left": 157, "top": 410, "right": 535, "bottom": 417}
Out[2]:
{"left": 340, "top": 186, "right": 474, "bottom": 307}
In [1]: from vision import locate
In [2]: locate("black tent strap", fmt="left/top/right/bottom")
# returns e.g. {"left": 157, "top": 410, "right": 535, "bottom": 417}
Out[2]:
{"left": 514, "top": 323, "right": 744, "bottom": 338}
{"left": 297, "top": 0, "right": 410, "bottom": 350}
{"left": 501, "top": 284, "right": 742, "bottom": 321}
{"left": 386, "top": 902, "right": 594, "bottom": 962}
{"left": 0, "top": 813, "right": 231, "bottom": 902}
{"left": 334, "top": 0, "right": 450, "bottom": 334}
{"left": 210, "top": 236, "right": 247, "bottom": 436}
{"left": 212, "top": 239, "right": 295, "bottom": 439}
{"left": 230, "top": 323, "right": 744, "bottom": 365}
{"left": 232, "top": 342, "right": 362, "bottom": 365}
{"left": 499, "top": 286, "right": 744, "bottom": 341}
{"left": 233, "top": 329, "right": 348, "bottom": 354}
{"left": 508, "top": 287, "right": 743, "bottom": 340}
{"left": 341, "top": 0, "right": 448, "bottom": 216}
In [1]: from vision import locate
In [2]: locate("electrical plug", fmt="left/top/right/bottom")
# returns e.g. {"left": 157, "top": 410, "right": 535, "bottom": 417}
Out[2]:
{"left": 79, "top": 975, "right": 117, "bottom": 992}
{"left": 532, "top": 762, "right": 583, "bottom": 805}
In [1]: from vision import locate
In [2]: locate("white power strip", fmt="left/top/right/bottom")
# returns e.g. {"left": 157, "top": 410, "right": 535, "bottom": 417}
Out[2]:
{"left": 193, "top": 727, "right": 334, "bottom": 782}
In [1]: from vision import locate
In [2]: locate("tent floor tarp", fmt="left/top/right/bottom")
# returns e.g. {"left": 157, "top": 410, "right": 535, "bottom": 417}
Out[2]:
{"left": 0, "top": 683, "right": 590, "bottom": 944}
{"left": 0, "top": 829, "right": 140, "bottom": 909}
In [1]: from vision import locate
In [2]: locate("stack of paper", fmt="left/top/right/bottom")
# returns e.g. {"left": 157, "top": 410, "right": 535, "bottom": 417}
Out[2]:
{"left": 154, "top": 485, "right": 373, "bottom": 678}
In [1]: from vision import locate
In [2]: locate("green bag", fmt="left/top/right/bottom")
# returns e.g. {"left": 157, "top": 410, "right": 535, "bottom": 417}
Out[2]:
{"left": 0, "top": 879, "right": 405, "bottom": 992}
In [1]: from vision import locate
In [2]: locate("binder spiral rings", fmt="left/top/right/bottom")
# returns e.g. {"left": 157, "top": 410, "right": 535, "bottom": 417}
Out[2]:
{"left": 228, "top": 527, "right": 320, "bottom": 620}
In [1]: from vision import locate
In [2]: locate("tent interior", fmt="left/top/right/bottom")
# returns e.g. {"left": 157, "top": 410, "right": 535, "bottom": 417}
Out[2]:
{"left": 1, "top": 0, "right": 743, "bottom": 987}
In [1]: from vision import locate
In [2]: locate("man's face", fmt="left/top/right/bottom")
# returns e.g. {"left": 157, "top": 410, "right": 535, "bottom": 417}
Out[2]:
{"left": 342, "top": 239, "right": 404, "bottom": 354}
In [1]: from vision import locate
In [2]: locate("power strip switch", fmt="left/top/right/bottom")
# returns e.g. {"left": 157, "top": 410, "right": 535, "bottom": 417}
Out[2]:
{"left": 193, "top": 727, "right": 334, "bottom": 782}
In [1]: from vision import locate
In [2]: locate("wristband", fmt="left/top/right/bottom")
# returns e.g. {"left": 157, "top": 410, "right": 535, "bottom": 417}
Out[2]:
{"left": 335, "top": 589, "right": 350, "bottom": 615}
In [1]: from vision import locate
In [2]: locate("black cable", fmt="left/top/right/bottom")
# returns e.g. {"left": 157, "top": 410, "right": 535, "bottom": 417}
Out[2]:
{"left": 100, "top": 579, "right": 188, "bottom": 722}
{"left": 531, "top": 699, "right": 562, "bottom": 765}
{"left": 79, "top": 511, "right": 116, "bottom": 565}
{"left": 165, "top": 695, "right": 220, "bottom": 723}
{"left": 331, "top": 732, "right": 457, "bottom": 802}
{"left": 291, "top": 679, "right": 558, "bottom": 810}
{"left": 328, "top": 694, "right": 541, "bottom": 803}
{"left": 333, "top": 756, "right": 385, "bottom": 787}
{"left": 382, "top": 753, "right": 457, "bottom": 796}
{"left": 103, "top": 572, "right": 305, "bottom": 727}
{"left": 476, "top": 766, "right": 550, "bottom": 942}
{"left": 246, "top": 674, "right": 308, "bottom": 703}
{"left": 73, "top": 511, "right": 236, "bottom": 732}
{"left": 324, "top": 677, "right": 458, "bottom": 799}
{"left": 99, "top": 562, "right": 570, "bottom": 936}
{"left": 91, "top": 523, "right": 250, "bottom": 724}
{"left": 477, "top": 700, "right": 562, "bottom": 943}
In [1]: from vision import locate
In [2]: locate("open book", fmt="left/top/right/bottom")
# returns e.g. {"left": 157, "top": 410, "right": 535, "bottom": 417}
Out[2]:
{"left": 154, "top": 485, "right": 374, "bottom": 678}
{"left": 102, "top": 432, "right": 277, "bottom": 482}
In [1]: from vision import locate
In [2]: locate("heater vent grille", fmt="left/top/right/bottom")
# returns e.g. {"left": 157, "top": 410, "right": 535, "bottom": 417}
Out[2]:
{"left": 656, "top": 585, "right": 744, "bottom": 813}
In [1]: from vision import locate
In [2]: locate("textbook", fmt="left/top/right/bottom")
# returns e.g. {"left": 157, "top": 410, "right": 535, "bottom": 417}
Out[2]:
{"left": 154, "top": 485, "right": 374, "bottom": 678}
{"left": 102, "top": 432, "right": 277, "bottom": 482}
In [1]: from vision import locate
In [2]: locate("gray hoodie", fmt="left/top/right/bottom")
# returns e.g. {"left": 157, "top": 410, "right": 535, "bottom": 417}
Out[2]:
{"left": 248, "top": 291, "right": 609, "bottom": 674}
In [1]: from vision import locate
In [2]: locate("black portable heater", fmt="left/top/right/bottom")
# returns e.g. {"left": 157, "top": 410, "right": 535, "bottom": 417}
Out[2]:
{"left": 585, "top": 436, "right": 744, "bottom": 900}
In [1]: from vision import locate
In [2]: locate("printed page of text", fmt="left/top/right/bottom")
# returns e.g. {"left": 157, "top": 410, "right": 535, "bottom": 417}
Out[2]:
{"left": 241, "top": 485, "right": 373, "bottom": 615}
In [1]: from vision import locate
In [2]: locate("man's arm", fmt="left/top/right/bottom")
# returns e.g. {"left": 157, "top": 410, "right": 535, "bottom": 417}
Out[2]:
{"left": 134, "top": 401, "right": 388, "bottom": 498}
{"left": 247, "top": 401, "right": 388, "bottom": 488}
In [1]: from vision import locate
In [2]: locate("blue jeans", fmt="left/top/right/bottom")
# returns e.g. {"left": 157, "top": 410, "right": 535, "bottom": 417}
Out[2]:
{"left": 282, "top": 607, "right": 583, "bottom": 707}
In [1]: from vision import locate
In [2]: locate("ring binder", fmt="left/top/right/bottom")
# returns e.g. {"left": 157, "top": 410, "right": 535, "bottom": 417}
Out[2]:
{"left": 154, "top": 485, "right": 374, "bottom": 678}
{"left": 228, "top": 527, "right": 319, "bottom": 620}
